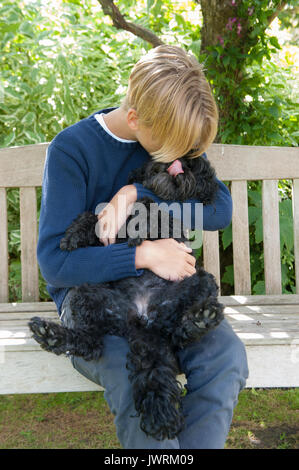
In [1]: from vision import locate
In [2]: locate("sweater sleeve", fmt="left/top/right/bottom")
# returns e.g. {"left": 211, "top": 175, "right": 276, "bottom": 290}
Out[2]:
{"left": 132, "top": 153, "right": 232, "bottom": 232}
{"left": 37, "top": 142, "right": 144, "bottom": 288}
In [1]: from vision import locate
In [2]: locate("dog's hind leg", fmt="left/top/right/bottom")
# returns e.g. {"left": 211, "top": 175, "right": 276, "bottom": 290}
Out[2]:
{"left": 126, "top": 333, "right": 184, "bottom": 441}
{"left": 171, "top": 296, "right": 224, "bottom": 350}
{"left": 28, "top": 317, "right": 104, "bottom": 361}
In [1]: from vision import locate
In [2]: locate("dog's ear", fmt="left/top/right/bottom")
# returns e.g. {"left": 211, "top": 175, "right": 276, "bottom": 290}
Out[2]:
{"left": 127, "top": 164, "right": 147, "bottom": 185}
{"left": 185, "top": 156, "right": 219, "bottom": 205}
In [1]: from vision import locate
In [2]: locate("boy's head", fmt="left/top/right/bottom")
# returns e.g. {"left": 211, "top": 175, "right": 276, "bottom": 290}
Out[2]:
{"left": 121, "top": 45, "right": 218, "bottom": 162}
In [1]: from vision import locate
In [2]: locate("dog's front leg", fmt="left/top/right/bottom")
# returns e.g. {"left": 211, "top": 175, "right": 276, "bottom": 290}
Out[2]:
{"left": 60, "top": 212, "right": 99, "bottom": 251}
{"left": 28, "top": 317, "right": 104, "bottom": 361}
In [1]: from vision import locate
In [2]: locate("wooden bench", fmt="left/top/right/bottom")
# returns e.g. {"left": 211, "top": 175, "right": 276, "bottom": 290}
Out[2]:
{"left": 0, "top": 143, "right": 298, "bottom": 394}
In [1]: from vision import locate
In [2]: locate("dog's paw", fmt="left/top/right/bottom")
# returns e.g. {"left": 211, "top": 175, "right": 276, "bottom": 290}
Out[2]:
{"left": 60, "top": 235, "right": 79, "bottom": 251}
{"left": 28, "top": 317, "right": 67, "bottom": 355}
{"left": 139, "top": 395, "right": 185, "bottom": 441}
{"left": 127, "top": 236, "right": 144, "bottom": 247}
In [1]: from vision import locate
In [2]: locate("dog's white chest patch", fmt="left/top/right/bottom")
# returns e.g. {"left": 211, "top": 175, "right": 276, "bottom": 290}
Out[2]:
{"left": 134, "top": 294, "right": 150, "bottom": 319}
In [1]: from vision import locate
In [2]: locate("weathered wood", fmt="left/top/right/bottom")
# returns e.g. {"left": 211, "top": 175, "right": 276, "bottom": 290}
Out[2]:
{"left": 207, "top": 144, "right": 299, "bottom": 181}
{"left": 203, "top": 230, "right": 221, "bottom": 293}
{"left": 1, "top": 343, "right": 297, "bottom": 394}
{"left": 0, "top": 301, "right": 56, "bottom": 313}
{"left": 0, "top": 143, "right": 48, "bottom": 187}
{"left": 1, "top": 327, "right": 298, "bottom": 394}
{"left": 293, "top": 179, "right": 299, "bottom": 294}
{"left": 0, "top": 144, "right": 298, "bottom": 188}
{"left": 219, "top": 294, "right": 299, "bottom": 306}
{"left": 245, "top": 345, "right": 299, "bottom": 388}
{"left": 2, "top": 302, "right": 299, "bottom": 346}
{"left": 2, "top": 295, "right": 299, "bottom": 311}
{"left": 262, "top": 180, "right": 282, "bottom": 294}
{"left": 20, "top": 187, "right": 39, "bottom": 302}
{"left": 0, "top": 188, "right": 8, "bottom": 302}
{"left": 231, "top": 180, "right": 251, "bottom": 295}
{"left": 0, "top": 350, "right": 102, "bottom": 394}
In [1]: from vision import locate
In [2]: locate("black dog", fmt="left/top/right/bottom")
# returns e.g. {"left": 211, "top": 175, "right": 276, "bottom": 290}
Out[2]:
{"left": 29, "top": 154, "right": 224, "bottom": 441}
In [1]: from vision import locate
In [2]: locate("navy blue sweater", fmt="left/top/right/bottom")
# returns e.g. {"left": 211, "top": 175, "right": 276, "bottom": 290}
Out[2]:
{"left": 37, "top": 107, "right": 232, "bottom": 316}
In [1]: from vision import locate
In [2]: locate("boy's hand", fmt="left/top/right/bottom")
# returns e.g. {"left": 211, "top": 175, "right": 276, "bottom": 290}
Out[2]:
{"left": 97, "top": 184, "right": 137, "bottom": 246}
{"left": 135, "top": 239, "right": 196, "bottom": 281}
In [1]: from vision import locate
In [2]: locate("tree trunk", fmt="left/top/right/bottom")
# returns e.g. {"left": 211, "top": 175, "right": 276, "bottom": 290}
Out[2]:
{"left": 200, "top": 0, "right": 236, "bottom": 54}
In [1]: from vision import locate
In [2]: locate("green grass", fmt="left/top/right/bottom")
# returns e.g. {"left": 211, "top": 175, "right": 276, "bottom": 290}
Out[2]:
{"left": 0, "top": 389, "right": 298, "bottom": 449}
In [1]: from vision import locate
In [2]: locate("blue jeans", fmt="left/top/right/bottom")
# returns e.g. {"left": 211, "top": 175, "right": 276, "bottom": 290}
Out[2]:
{"left": 61, "top": 288, "right": 249, "bottom": 449}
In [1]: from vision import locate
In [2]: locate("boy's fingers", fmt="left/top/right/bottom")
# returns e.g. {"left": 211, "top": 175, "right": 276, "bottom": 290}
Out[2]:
{"left": 179, "top": 242, "right": 192, "bottom": 251}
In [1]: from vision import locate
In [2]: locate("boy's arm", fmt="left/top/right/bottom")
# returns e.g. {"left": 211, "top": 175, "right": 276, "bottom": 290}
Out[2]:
{"left": 132, "top": 154, "right": 232, "bottom": 232}
{"left": 37, "top": 142, "right": 144, "bottom": 288}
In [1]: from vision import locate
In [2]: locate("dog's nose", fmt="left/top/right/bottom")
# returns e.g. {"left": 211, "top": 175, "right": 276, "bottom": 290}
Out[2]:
{"left": 167, "top": 159, "right": 184, "bottom": 177}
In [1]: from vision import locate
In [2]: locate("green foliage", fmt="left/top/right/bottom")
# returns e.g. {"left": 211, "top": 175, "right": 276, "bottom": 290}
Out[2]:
{"left": 0, "top": 0, "right": 146, "bottom": 148}
{"left": 196, "top": 1, "right": 299, "bottom": 148}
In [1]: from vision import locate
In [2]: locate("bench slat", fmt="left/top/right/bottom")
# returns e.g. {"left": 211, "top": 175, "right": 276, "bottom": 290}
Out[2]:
{"left": 293, "top": 179, "right": 299, "bottom": 294}
{"left": 219, "top": 294, "right": 299, "bottom": 305}
{"left": 1, "top": 144, "right": 298, "bottom": 187}
{"left": 262, "top": 180, "right": 282, "bottom": 294}
{"left": 2, "top": 310, "right": 299, "bottom": 329}
{"left": 20, "top": 187, "right": 39, "bottom": 302}
{"left": 207, "top": 144, "right": 299, "bottom": 180}
{"left": 0, "top": 188, "right": 9, "bottom": 302}
{"left": 203, "top": 230, "right": 221, "bottom": 293}
{"left": 231, "top": 180, "right": 251, "bottom": 294}
{"left": 1, "top": 302, "right": 299, "bottom": 321}
{"left": 1, "top": 295, "right": 298, "bottom": 313}
{"left": 0, "top": 143, "right": 48, "bottom": 188}
{"left": 0, "top": 301, "right": 56, "bottom": 312}
{"left": 1, "top": 313, "right": 298, "bottom": 348}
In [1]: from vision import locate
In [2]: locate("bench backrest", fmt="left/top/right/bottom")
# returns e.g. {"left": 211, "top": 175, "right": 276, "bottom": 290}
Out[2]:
{"left": 0, "top": 143, "right": 298, "bottom": 302}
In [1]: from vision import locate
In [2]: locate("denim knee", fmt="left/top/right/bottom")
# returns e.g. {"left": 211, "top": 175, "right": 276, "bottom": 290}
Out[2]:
{"left": 216, "top": 319, "right": 249, "bottom": 388}
{"left": 178, "top": 318, "right": 249, "bottom": 391}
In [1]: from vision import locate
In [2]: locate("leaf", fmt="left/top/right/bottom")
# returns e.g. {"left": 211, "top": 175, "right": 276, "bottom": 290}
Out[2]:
{"left": 269, "top": 36, "right": 281, "bottom": 50}
{"left": 248, "top": 206, "right": 261, "bottom": 224}
{"left": 222, "top": 264, "right": 234, "bottom": 286}
{"left": 175, "top": 13, "right": 186, "bottom": 27}
{"left": 43, "top": 75, "right": 56, "bottom": 97}
{"left": 268, "top": 105, "right": 280, "bottom": 118}
{"left": 23, "top": 129, "right": 40, "bottom": 143}
{"left": 147, "top": 0, "right": 155, "bottom": 12}
{"left": 57, "top": 53, "right": 68, "bottom": 72}
{"left": 248, "top": 188, "right": 261, "bottom": 206}
{"left": 0, "top": 130, "right": 16, "bottom": 148}
{"left": 222, "top": 224, "right": 232, "bottom": 250}
{"left": 21, "top": 111, "right": 36, "bottom": 125}
{"left": 19, "top": 21, "right": 34, "bottom": 38}
{"left": 254, "top": 216, "right": 263, "bottom": 244}
{"left": 223, "top": 56, "right": 230, "bottom": 67}
{"left": 279, "top": 199, "right": 294, "bottom": 251}
{"left": 3, "top": 87, "right": 20, "bottom": 101}
{"left": 253, "top": 280, "right": 265, "bottom": 295}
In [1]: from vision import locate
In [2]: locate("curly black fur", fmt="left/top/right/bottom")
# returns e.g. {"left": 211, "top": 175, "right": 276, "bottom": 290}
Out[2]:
{"left": 29, "top": 154, "right": 224, "bottom": 441}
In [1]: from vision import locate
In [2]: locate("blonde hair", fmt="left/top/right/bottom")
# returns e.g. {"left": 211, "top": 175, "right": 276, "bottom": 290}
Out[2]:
{"left": 121, "top": 45, "right": 218, "bottom": 162}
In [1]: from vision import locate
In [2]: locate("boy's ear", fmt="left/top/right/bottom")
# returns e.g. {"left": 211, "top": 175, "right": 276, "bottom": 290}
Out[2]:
{"left": 127, "top": 108, "right": 139, "bottom": 131}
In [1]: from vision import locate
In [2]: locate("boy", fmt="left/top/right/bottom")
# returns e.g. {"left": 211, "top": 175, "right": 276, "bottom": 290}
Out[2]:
{"left": 37, "top": 45, "right": 248, "bottom": 448}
